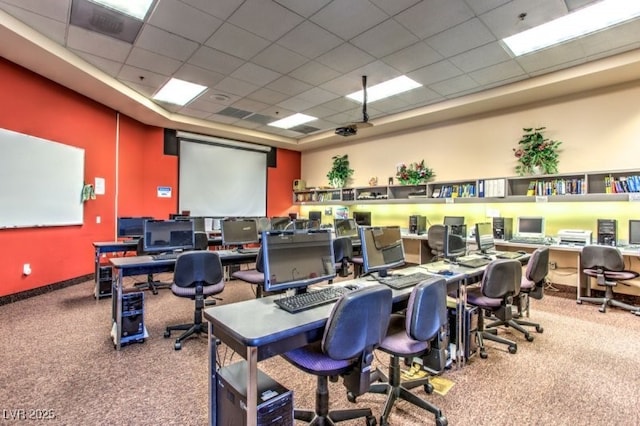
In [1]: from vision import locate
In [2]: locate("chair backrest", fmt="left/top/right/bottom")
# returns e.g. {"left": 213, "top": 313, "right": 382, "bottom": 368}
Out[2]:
{"left": 526, "top": 247, "right": 549, "bottom": 284}
{"left": 581, "top": 245, "right": 624, "bottom": 271}
{"left": 406, "top": 277, "right": 448, "bottom": 342}
{"left": 136, "top": 237, "right": 145, "bottom": 256}
{"left": 427, "top": 224, "right": 446, "bottom": 258}
{"left": 194, "top": 232, "right": 209, "bottom": 250}
{"left": 174, "top": 251, "right": 224, "bottom": 289}
{"left": 333, "top": 236, "right": 354, "bottom": 263}
{"left": 255, "top": 246, "right": 264, "bottom": 273}
{"left": 481, "top": 259, "right": 522, "bottom": 299}
{"left": 322, "top": 285, "right": 392, "bottom": 361}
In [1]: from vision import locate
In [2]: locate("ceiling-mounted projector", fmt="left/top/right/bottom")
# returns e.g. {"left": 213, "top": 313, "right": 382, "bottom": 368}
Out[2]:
{"left": 335, "top": 125, "right": 357, "bottom": 137}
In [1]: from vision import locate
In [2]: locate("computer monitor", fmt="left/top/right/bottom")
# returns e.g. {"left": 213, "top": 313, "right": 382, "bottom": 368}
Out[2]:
{"left": 629, "top": 220, "right": 640, "bottom": 245}
{"left": 308, "top": 211, "right": 322, "bottom": 222}
{"left": 270, "top": 217, "right": 291, "bottom": 231}
{"left": 255, "top": 217, "right": 271, "bottom": 233}
{"left": 334, "top": 218, "right": 358, "bottom": 239}
{"left": 353, "top": 211, "right": 372, "bottom": 226}
{"left": 444, "top": 224, "right": 467, "bottom": 261}
{"left": 262, "top": 230, "right": 336, "bottom": 293}
{"left": 176, "top": 216, "right": 205, "bottom": 233}
{"left": 221, "top": 219, "right": 259, "bottom": 246}
{"left": 358, "top": 226, "right": 405, "bottom": 277}
{"left": 143, "top": 219, "right": 195, "bottom": 253}
{"left": 475, "top": 222, "right": 495, "bottom": 254}
{"left": 443, "top": 216, "right": 465, "bottom": 226}
{"left": 117, "top": 216, "right": 152, "bottom": 239}
{"left": 516, "top": 217, "right": 545, "bottom": 238}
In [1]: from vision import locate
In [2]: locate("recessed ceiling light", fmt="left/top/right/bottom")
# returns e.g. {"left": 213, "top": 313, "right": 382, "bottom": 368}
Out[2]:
{"left": 268, "top": 113, "right": 317, "bottom": 129}
{"left": 89, "top": 0, "right": 154, "bottom": 20}
{"left": 153, "top": 78, "right": 207, "bottom": 106}
{"left": 503, "top": 0, "right": 640, "bottom": 56}
{"left": 346, "top": 76, "right": 422, "bottom": 103}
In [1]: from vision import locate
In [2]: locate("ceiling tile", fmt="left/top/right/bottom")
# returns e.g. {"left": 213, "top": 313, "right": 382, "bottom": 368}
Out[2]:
{"left": 67, "top": 26, "right": 132, "bottom": 62}
{"left": 204, "top": 23, "right": 270, "bottom": 60}
{"left": 251, "top": 44, "right": 308, "bottom": 74}
{"left": 463, "top": 0, "right": 510, "bottom": 16}
{"left": 135, "top": 25, "right": 199, "bottom": 61}
{"left": 72, "top": 50, "right": 123, "bottom": 76}
{"left": 1, "top": 3, "right": 67, "bottom": 45}
{"left": 310, "top": 0, "right": 388, "bottom": 40}
{"left": 188, "top": 45, "right": 244, "bottom": 75}
{"left": 351, "top": 18, "right": 419, "bottom": 58}
{"left": 426, "top": 18, "right": 496, "bottom": 57}
{"left": 408, "top": 60, "right": 464, "bottom": 86}
{"left": 176, "top": 106, "right": 214, "bottom": 119}
{"left": 1, "top": 0, "right": 70, "bottom": 22}
{"left": 125, "top": 47, "right": 182, "bottom": 76}
{"left": 448, "top": 41, "right": 512, "bottom": 72}
{"left": 149, "top": 0, "right": 222, "bottom": 43}
{"left": 396, "top": 0, "right": 474, "bottom": 40}
{"left": 478, "top": 0, "right": 567, "bottom": 40}
{"left": 266, "top": 75, "right": 312, "bottom": 96}
{"left": 118, "top": 64, "right": 169, "bottom": 91}
{"left": 277, "top": 21, "right": 343, "bottom": 59}
{"left": 382, "top": 41, "right": 443, "bottom": 73}
{"left": 180, "top": 0, "right": 245, "bottom": 21}
{"left": 394, "top": 86, "right": 443, "bottom": 106}
{"left": 231, "top": 62, "right": 281, "bottom": 86}
{"left": 515, "top": 40, "right": 586, "bottom": 74}
{"left": 173, "top": 63, "right": 225, "bottom": 88}
{"left": 368, "top": 0, "right": 421, "bottom": 16}
{"left": 289, "top": 61, "right": 341, "bottom": 86}
{"left": 315, "top": 43, "right": 375, "bottom": 74}
{"left": 273, "top": 0, "right": 331, "bottom": 18}
{"left": 246, "top": 88, "right": 290, "bottom": 105}
{"left": 227, "top": 0, "right": 304, "bottom": 42}
{"left": 468, "top": 59, "right": 525, "bottom": 85}
{"left": 213, "top": 76, "right": 260, "bottom": 97}
{"left": 295, "top": 87, "right": 339, "bottom": 105}
{"left": 429, "top": 74, "right": 479, "bottom": 96}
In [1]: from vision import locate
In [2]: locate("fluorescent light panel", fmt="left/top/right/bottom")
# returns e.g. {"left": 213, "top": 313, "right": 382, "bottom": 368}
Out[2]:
{"left": 89, "top": 0, "right": 154, "bottom": 20}
{"left": 503, "top": 0, "right": 640, "bottom": 56}
{"left": 268, "top": 113, "right": 317, "bottom": 129}
{"left": 346, "top": 76, "right": 422, "bottom": 103}
{"left": 153, "top": 78, "right": 207, "bottom": 106}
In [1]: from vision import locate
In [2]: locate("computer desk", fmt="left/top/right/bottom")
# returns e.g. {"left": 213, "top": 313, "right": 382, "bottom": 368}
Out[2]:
{"left": 109, "top": 249, "right": 254, "bottom": 350}
{"left": 203, "top": 268, "right": 465, "bottom": 426}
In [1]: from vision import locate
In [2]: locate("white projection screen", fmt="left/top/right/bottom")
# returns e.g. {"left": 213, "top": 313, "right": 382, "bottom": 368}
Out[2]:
{"left": 178, "top": 138, "right": 267, "bottom": 217}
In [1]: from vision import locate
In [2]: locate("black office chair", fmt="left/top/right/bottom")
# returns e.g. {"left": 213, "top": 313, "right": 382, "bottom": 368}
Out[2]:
{"left": 466, "top": 259, "right": 522, "bottom": 357}
{"left": 194, "top": 231, "right": 209, "bottom": 251}
{"left": 281, "top": 285, "right": 393, "bottom": 425}
{"left": 511, "top": 247, "right": 548, "bottom": 334}
{"left": 367, "top": 277, "right": 449, "bottom": 426}
{"left": 230, "top": 247, "right": 265, "bottom": 298}
{"left": 427, "top": 224, "right": 446, "bottom": 261}
{"left": 164, "top": 251, "right": 225, "bottom": 350}
{"left": 333, "top": 236, "right": 354, "bottom": 279}
{"left": 578, "top": 245, "right": 640, "bottom": 315}
{"left": 133, "top": 237, "right": 172, "bottom": 295}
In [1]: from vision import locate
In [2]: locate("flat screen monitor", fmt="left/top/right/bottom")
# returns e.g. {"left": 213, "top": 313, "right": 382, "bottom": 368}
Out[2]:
{"left": 143, "top": 219, "right": 195, "bottom": 253}
{"left": 255, "top": 217, "right": 271, "bottom": 233}
{"left": 353, "top": 211, "right": 372, "bottom": 226}
{"left": 176, "top": 216, "right": 205, "bottom": 233}
{"left": 443, "top": 216, "right": 465, "bottom": 226}
{"left": 629, "top": 220, "right": 640, "bottom": 245}
{"left": 516, "top": 217, "right": 545, "bottom": 238}
{"left": 444, "top": 224, "right": 467, "bottom": 261}
{"left": 262, "top": 230, "right": 335, "bottom": 293}
{"left": 358, "top": 226, "right": 405, "bottom": 276}
{"left": 117, "top": 216, "right": 152, "bottom": 239}
{"left": 221, "top": 219, "right": 259, "bottom": 246}
{"left": 271, "top": 217, "right": 291, "bottom": 231}
{"left": 309, "top": 211, "right": 322, "bottom": 222}
{"left": 475, "top": 222, "right": 495, "bottom": 254}
{"left": 334, "top": 218, "right": 358, "bottom": 239}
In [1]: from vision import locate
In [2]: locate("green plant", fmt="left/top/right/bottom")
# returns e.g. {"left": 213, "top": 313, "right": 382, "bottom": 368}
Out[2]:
{"left": 326, "top": 154, "right": 354, "bottom": 188}
{"left": 395, "top": 160, "right": 434, "bottom": 185}
{"left": 513, "top": 127, "right": 562, "bottom": 175}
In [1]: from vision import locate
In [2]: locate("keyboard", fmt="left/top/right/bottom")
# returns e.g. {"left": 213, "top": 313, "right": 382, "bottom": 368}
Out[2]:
{"left": 495, "top": 251, "right": 523, "bottom": 259}
{"left": 237, "top": 247, "right": 260, "bottom": 255}
{"left": 456, "top": 256, "right": 491, "bottom": 269}
{"left": 151, "top": 253, "right": 179, "bottom": 261}
{"left": 509, "top": 237, "right": 547, "bottom": 245}
{"left": 274, "top": 286, "right": 352, "bottom": 313}
{"left": 378, "top": 271, "right": 431, "bottom": 290}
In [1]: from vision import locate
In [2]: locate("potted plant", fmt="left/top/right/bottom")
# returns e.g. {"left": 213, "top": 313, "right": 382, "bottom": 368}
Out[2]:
{"left": 326, "top": 154, "right": 354, "bottom": 188}
{"left": 395, "top": 160, "right": 434, "bottom": 185}
{"left": 513, "top": 127, "right": 562, "bottom": 175}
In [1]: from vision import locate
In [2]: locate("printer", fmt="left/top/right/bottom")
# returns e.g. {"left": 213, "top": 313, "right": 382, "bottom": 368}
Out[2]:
{"left": 557, "top": 229, "right": 592, "bottom": 246}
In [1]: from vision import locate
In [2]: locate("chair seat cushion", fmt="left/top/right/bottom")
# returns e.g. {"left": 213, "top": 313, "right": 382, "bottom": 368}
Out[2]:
{"left": 583, "top": 269, "right": 638, "bottom": 281}
{"left": 351, "top": 256, "right": 363, "bottom": 265}
{"left": 466, "top": 287, "right": 503, "bottom": 309}
{"left": 520, "top": 277, "right": 535, "bottom": 291}
{"left": 282, "top": 341, "right": 354, "bottom": 376}
{"left": 378, "top": 314, "right": 428, "bottom": 356}
{"left": 171, "top": 280, "right": 224, "bottom": 297}
{"left": 231, "top": 269, "right": 264, "bottom": 284}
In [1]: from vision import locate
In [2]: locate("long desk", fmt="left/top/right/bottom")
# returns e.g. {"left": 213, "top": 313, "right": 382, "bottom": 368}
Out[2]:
{"left": 203, "top": 268, "right": 466, "bottom": 426}
{"left": 109, "top": 249, "right": 254, "bottom": 350}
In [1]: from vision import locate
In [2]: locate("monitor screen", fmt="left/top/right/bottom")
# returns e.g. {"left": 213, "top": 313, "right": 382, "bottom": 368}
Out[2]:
{"left": 629, "top": 220, "right": 640, "bottom": 245}
{"left": 358, "top": 226, "right": 405, "bottom": 276}
{"left": 443, "top": 216, "right": 465, "bottom": 226}
{"left": 262, "top": 230, "right": 335, "bottom": 293}
{"left": 308, "top": 211, "right": 322, "bottom": 222}
{"left": 143, "top": 219, "right": 195, "bottom": 253}
{"left": 353, "top": 211, "right": 372, "bottom": 226}
{"left": 117, "top": 217, "right": 152, "bottom": 239}
{"left": 175, "top": 216, "right": 206, "bottom": 233}
{"left": 475, "top": 222, "right": 495, "bottom": 254}
{"left": 444, "top": 224, "right": 467, "bottom": 261}
{"left": 271, "top": 217, "right": 291, "bottom": 231}
{"left": 517, "top": 217, "right": 545, "bottom": 238}
{"left": 221, "top": 219, "right": 259, "bottom": 246}
{"left": 334, "top": 218, "right": 358, "bottom": 238}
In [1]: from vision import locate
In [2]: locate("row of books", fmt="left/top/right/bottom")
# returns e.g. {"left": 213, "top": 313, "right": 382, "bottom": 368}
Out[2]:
{"left": 431, "top": 183, "right": 476, "bottom": 198}
{"left": 526, "top": 178, "right": 586, "bottom": 196}
{"left": 478, "top": 178, "right": 506, "bottom": 198}
{"left": 605, "top": 175, "right": 640, "bottom": 193}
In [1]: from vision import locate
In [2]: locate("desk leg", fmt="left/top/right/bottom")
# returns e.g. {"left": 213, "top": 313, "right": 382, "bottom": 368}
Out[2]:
{"left": 577, "top": 254, "right": 589, "bottom": 300}
{"left": 113, "top": 269, "right": 124, "bottom": 350}
{"left": 246, "top": 347, "right": 258, "bottom": 426}
{"left": 94, "top": 247, "right": 101, "bottom": 299}
{"left": 458, "top": 280, "right": 467, "bottom": 368}
{"left": 208, "top": 322, "right": 217, "bottom": 426}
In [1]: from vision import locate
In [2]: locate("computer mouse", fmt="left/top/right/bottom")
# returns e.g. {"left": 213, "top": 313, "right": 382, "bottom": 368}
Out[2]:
{"left": 517, "top": 250, "right": 527, "bottom": 255}
{"left": 344, "top": 284, "right": 359, "bottom": 291}
{"left": 437, "top": 270, "right": 454, "bottom": 276}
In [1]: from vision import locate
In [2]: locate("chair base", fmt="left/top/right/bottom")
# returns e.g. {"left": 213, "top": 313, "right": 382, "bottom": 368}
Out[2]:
{"left": 578, "top": 295, "right": 640, "bottom": 314}
{"left": 164, "top": 322, "right": 207, "bottom": 350}
{"left": 485, "top": 317, "right": 536, "bottom": 342}
{"left": 134, "top": 274, "right": 171, "bottom": 295}
{"left": 367, "top": 356, "right": 447, "bottom": 426}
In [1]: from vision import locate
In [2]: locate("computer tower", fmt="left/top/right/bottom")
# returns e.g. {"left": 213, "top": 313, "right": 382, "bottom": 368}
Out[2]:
{"left": 216, "top": 361, "right": 293, "bottom": 426}
{"left": 409, "top": 215, "right": 427, "bottom": 235}
{"left": 97, "top": 265, "right": 112, "bottom": 298}
{"left": 447, "top": 304, "right": 478, "bottom": 361}
{"left": 492, "top": 217, "right": 513, "bottom": 241}
{"left": 112, "top": 291, "right": 146, "bottom": 346}
{"left": 597, "top": 219, "right": 617, "bottom": 246}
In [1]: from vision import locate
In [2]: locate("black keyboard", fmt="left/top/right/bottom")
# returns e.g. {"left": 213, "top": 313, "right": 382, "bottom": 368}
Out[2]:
{"left": 495, "top": 251, "right": 523, "bottom": 259}
{"left": 237, "top": 247, "right": 260, "bottom": 255}
{"left": 151, "top": 253, "right": 179, "bottom": 261}
{"left": 456, "top": 257, "right": 491, "bottom": 268}
{"left": 378, "top": 271, "right": 431, "bottom": 290}
{"left": 274, "top": 286, "right": 352, "bottom": 313}
{"left": 509, "top": 237, "right": 546, "bottom": 245}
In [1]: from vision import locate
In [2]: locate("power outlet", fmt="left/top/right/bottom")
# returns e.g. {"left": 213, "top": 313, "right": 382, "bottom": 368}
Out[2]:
{"left": 549, "top": 261, "right": 557, "bottom": 270}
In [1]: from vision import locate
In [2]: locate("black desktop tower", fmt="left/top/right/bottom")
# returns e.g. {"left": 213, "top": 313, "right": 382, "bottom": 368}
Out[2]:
{"left": 409, "top": 215, "right": 427, "bottom": 235}
{"left": 97, "top": 265, "right": 112, "bottom": 298}
{"left": 447, "top": 305, "right": 478, "bottom": 360}
{"left": 112, "top": 291, "right": 146, "bottom": 346}
{"left": 492, "top": 217, "right": 513, "bottom": 241}
{"left": 597, "top": 219, "right": 617, "bottom": 246}
{"left": 216, "top": 361, "right": 293, "bottom": 426}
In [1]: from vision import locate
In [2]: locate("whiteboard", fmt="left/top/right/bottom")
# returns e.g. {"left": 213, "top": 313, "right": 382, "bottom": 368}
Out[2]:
{"left": 0, "top": 128, "right": 85, "bottom": 228}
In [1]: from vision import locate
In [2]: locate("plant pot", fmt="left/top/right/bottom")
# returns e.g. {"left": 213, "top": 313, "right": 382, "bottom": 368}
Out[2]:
{"left": 330, "top": 178, "right": 346, "bottom": 188}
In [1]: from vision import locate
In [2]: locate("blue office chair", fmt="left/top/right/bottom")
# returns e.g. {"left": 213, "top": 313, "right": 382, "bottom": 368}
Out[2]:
{"left": 230, "top": 247, "right": 264, "bottom": 298}
{"left": 427, "top": 224, "right": 446, "bottom": 261}
{"left": 164, "top": 251, "right": 225, "bottom": 350}
{"left": 281, "top": 285, "right": 393, "bottom": 425}
{"left": 367, "top": 277, "right": 449, "bottom": 426}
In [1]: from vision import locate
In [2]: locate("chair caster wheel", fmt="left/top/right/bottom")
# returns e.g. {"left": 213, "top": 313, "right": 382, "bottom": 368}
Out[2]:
{"left": 424, "top": 383, "right": 434, "bottom": 394}
{"left": 366, "top": 415, "right": 376, "bottom": 426}
{"left": 174, "top": 342, "right": 182, "bottom": 350}
{"left": 329, "top": 375, "right": 339, "bottom": 383}
{"left": 347, "top": 392, "right": 357, "bottom": 403}
{"left": 164, "top": 330, "right": 171, "bottom": 338}
{"left": 599, "top": 307, "right": 606, "bottom": 313}
{"left": 480, "top": 350, "right": 488, "bottom": 359}
{"left": 525, "top": 333, "right": 534, "bottom": 342}
{"left": 508, "top": 345, "right": 517, "bottom": 354}
{"left": 436, "top": 416, "right": 448, "bottom": 426}
{"left": 536, "top": 325, "right": 544, "bottom": 333}
{"left": 576, "top": 300, "right": 582, "bottom": 304}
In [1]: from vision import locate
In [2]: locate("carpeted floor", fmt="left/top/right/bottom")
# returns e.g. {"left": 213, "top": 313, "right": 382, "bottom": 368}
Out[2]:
{"left": 1, "top": 274, "right": 639, "bottom": 425}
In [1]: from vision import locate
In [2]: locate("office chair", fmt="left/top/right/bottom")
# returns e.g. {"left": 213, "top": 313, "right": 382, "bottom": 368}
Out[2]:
{"left": 578, "top": 245, "right": 640, "bottom": 315}
{"left": 164, "top": 251, "right": 225, "bottom": 350}
{"left": 133, "top": 237, "right": 172, "bottom": 295}
{"left": 230, "top": 247, "right": 264, "bottom": 298}
{"left": 466, "top": 259, "right": 522, "bottom": 357}
{"left": 281, "top": 285, "right": 393, "bottom": 426}
{"left": 366, "top": 277, "right": 449, "bottom": 426}
{"left": 333, "top": 236, "right": 354, "bottom": 279}
{"left": 510, "top": 247, "right": 549, "bottom": 335}
{"left": 427, "top": 224, "right": 446, "bottom": 261}
{"left": 194, "top": 231, "right": 209, "bottom": 250}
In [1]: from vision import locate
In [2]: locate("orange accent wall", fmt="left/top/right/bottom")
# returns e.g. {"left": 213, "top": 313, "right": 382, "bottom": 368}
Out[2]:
{"left": 0, "top": 58, "right": 299, "bottom": 297}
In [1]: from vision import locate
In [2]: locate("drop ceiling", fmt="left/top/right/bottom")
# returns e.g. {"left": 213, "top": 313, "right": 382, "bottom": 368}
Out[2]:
{"left": 2, "top": 0, "right": 640, "bottom": 151}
